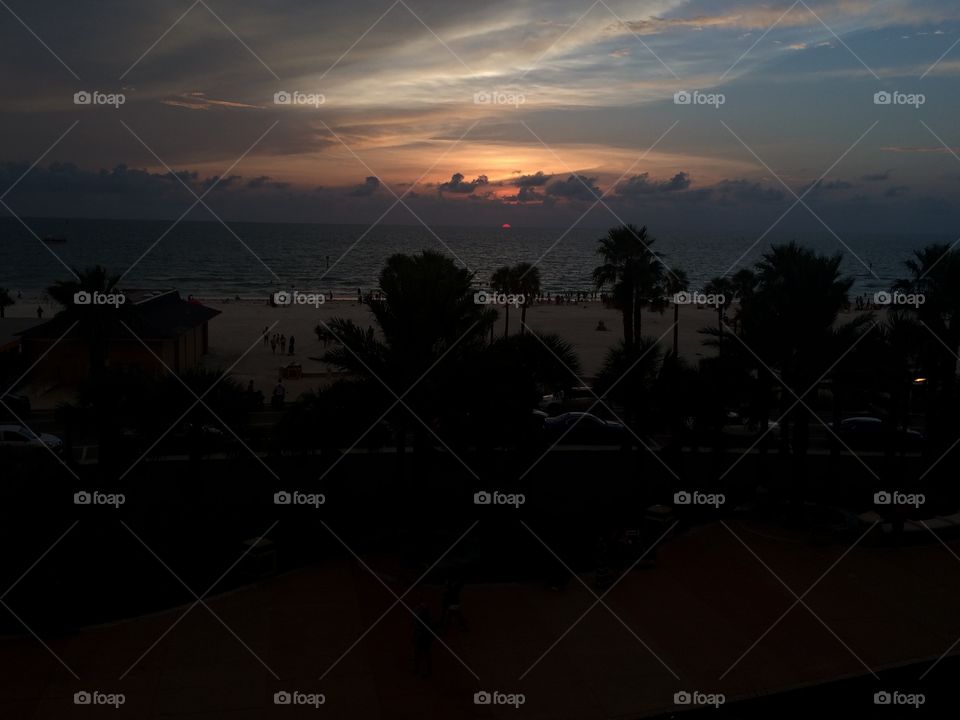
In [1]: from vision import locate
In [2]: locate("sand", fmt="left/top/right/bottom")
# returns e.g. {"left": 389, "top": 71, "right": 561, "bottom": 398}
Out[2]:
{"left": 197, "top": 298, "right": 721, "bottom": 398}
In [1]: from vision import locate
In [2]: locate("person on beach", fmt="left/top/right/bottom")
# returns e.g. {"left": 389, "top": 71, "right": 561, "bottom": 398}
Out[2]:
{"left": 412, "top": 600, "right": 435, "bottom": 677}
{"left": 272, "top": 381, "right": 286, "bottom": 408}
{"left": 36, "top": 305, "right": 43, "bottom": 318}
{"left": 270, "top": 334, "right": 277, "bottom": 355}
{"left": 280, "top": 334, "right": 287, "bottom": 354}
{"left": 440, "top": 576, "right": 466, "bottom": 631}
{"left": 288, "top": 335, "right": 295, "bottom": 355}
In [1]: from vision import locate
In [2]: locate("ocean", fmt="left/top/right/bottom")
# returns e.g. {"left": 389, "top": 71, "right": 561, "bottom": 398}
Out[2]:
{"left": 0, "top": 217, "right": 949, "bottom": 300}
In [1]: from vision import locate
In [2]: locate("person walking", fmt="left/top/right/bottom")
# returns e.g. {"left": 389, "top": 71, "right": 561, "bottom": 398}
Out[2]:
{"left": 412, "top": 600, "right": 435, "bottom": 677}
{"left": 440, "top": 576, "right": 466, "bottom": 631}
{"left": 280, "top": 334, "right": 287, "bottom": 354}
{"left": 272, "top": 380, "right": 286, "bottom": 409}
{"left": 270, "top": 334, "right": 277, "bottom": 355}
{"left": 288, "top": 335, "right": 296, "bottom": 355}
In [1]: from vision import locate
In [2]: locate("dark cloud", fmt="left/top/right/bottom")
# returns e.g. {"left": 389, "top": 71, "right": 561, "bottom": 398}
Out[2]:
{"left": 512, "top": 171, "right": 552, "bottom": 188}
{"left": 200, "top": 175, "right": 242, "bottom": 192}
{"left": 517, "top": 186, "right": 543, "bottom": 202}
{"left": 247, "top": 176, "right": 291, "bottom": 190}
{"left": 546, "top": 174, "right": 601, "bottom": 202}
{"left": 616, "top": 171, "right": 691, "bottom": 196}
{"left": 885, "top": 185, "right": 909, "bottom": 198}
{"left": 347, "top": 176, "right": 381, "bottom": 197}
{"left": 713, "top": 179, "right": 786, "bottom": 206}
{"left": 438, "top": 172, "right": 489, "bottom": 194}
{"left": 810, "top": 178, "right": 854, "bottom": 192}
{"left": 862, "top": 170, "right": 892, "bottom": 182}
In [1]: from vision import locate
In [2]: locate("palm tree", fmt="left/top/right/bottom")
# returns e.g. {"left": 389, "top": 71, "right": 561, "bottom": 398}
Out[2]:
{"left": 663, "top": 267, "right": 688, "bottom": 357}
{"left": 703, "top": 276, "right": 735, "bottom": 346}
{"left": 491, "top": 265, "right": 518, "bottom": 337}
{"left": 0, "top": 288, "right": 13, "bottom": 318}
{"left": 324, "top": 250, "right": 497, "bottom": 455}
{"left": 592, "top": 224, "right": 666, "bottom": 353}
{"left": 515, "top": 262, "right": 542, "bottom": 334}
{"left": 738, "top": 243, "right": 861, "bottom": 499}
{"left": 730, "top": 268, "right": 756, "bottom": 333}
{"left": 46, "top": 266, "right": 128, "bottom": 382}
{"left": 893, "top": 243, "right": 960, "bottom": 445}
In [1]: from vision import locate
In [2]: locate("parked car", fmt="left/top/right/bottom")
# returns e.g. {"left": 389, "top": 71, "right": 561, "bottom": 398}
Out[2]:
{"left": 722, "top": 411, "right": 781, "bottom": 443}
{"left": 831, "top": 416, "right": 924, "bottom": 451}
{"left": 540, "top": 386, "right": 596, "bottom": 416}
{"left": 0, "top": 424, "right": 63, "bottom": 453}
{"left": 542, "top": 412, "right": 628, "bottom": 445}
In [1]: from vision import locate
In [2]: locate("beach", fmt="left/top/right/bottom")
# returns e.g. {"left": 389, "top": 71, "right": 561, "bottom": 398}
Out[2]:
{"left": 197, "top": 298, "right": 722, "bottom": 399}
{"left": 4, "top": 296, "right": 877, "bottom": 408}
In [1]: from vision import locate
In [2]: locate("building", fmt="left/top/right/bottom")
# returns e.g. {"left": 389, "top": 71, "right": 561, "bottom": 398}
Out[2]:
{"left": 18, "top": 290, "right": 219, "bottom": 385}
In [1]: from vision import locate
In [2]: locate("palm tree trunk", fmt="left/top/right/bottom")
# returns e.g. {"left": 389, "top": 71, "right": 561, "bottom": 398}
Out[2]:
{"left": 504, "top": 305, "right": 510, "bottom": 338}
{"left": 622, "top": 300, "right": 634, "bottom": 353}
{"left": 520, "top": 305, "right": 527, "bottom": 334}
{"left": 673, "top": 303, "right": 679, "bottom": 356}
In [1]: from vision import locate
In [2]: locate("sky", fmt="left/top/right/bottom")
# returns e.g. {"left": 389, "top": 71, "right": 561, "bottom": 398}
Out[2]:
{"left": 0, "top": 0, "right": 959, "bottom": 232}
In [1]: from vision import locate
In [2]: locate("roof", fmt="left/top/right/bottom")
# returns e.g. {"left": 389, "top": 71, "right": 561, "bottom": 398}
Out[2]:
{"left": 18, "top": 290, "right": 219, "bottom": 342}
{"left": 0, "top": 318, "right": 43, "bottom": 352}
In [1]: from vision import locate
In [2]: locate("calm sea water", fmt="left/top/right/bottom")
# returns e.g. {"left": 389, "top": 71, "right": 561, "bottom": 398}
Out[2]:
{"left": 0, "top": 217, "right": 948, "bottom": 299}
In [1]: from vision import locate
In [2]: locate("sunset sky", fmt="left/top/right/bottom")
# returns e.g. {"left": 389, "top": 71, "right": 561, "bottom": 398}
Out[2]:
{"left": 1, "top": 0, "right": 958, "bottom": 231}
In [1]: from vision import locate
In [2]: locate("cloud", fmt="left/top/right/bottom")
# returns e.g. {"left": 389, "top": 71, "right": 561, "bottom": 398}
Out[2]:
{"left": 512, "top": 171, "right": 552, "bottom": 188}
{"left": 882, "top": 146, "right": 960, "bottom": 154}
{"left": 517, "top": 185, "right": 543, "bottom": 202}
{"left": 616, "top": 171, "right": 691, "bottom": 196}
{"left": 713, "top": 179, "right": 786, "bottom": 205}
{"left": 347, "top": 176, "right": 381, "bottom": 197}
{"left": 885, "top": 185, "right": 909, "bottom": 197}
{"left": 810, "top": 178, "right": 855, "bottom": 192}
{"left": 861, "top": 170, "right": 892, "bottom": 182}
{"left": 160, "top": 92, "right": 262, "bottom": 111}
{"left": 615, "top": 8, "right": 819, "bottom": 36}
{"left": 247, "top": 175, "right": 291, "bottom": 190}
{"left": 546, "top": 174, "right": 601, "bottom": 201}
{"left": 438, "top": 172, "right": 489, "bottom": 194}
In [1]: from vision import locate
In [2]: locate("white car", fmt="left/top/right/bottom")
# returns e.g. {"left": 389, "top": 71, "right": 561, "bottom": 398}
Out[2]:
{"left": 0, "top": 424, "right": 63, "bottom": 453}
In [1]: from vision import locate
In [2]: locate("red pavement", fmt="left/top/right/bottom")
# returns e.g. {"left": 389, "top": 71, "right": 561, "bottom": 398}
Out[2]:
{"left": 1, "top": 520, "right": 958, "bottom": 718}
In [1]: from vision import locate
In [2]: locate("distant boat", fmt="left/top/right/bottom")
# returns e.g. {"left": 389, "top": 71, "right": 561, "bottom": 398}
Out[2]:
{"left": 42, "top": 236, "right": 67, "bottom": 243}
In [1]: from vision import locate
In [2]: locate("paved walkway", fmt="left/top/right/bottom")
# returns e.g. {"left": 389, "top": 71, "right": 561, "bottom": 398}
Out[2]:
{"left": 1, "top": 520, "right": 957, "bottom": 718}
